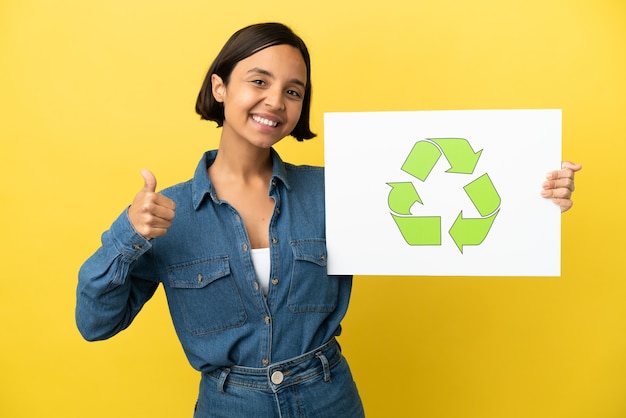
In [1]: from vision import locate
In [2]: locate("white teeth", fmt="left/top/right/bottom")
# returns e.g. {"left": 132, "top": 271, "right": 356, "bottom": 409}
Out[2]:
{"left": 252, "top": 115, "right": 278, "bottom": 127}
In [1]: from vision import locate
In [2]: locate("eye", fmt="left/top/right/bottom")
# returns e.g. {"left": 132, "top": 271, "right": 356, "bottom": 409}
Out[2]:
{"left": 286, "top": 89, "right": 303, "bottom": 99}
{"left": 252, "top": 79, "right": 266, "bottom": 86}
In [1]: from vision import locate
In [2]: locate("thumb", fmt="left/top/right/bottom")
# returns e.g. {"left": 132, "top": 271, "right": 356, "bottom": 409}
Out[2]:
{"left": 141, "top": 169, "right": 157, "bottom": 193}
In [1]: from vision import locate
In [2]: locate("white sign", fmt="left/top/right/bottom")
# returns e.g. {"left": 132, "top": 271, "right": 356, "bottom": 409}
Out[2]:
{"left": 324, "top": 109, "right": 562, "bottom": 276}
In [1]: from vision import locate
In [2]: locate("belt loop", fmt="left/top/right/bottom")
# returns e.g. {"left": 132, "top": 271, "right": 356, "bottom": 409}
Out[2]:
{"left": 315, "top": 351, "right": 331, "bottom": 382}
{"left": 217, "top": 368, "right": 231, "bottom": 393}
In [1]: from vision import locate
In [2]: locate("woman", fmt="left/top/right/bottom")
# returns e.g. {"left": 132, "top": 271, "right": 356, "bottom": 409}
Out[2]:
{"left": 76, "top": 22, "right": 580, "bottom": 417}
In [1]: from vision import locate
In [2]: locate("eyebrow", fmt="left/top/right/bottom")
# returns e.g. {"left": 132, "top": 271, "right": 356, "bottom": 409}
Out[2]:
{"left": 247, "top": 67, "right": 306, "bottom": 88}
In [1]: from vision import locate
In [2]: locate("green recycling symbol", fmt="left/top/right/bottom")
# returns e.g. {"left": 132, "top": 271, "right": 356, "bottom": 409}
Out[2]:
{"left": 387, "top": 138, "right": 501, "bottom": 253}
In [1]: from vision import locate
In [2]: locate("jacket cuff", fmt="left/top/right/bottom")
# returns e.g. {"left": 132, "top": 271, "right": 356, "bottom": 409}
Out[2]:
{"left": 108, "top": 207, "right": 153, "bottom": 261}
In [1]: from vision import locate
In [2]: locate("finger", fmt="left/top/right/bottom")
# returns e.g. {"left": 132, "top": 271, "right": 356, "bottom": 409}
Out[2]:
{"left": 128, "top": 170, "right": 175, "bottom": 239}
{"left": 543, "top": 177, "right": 575, "bottom": 192}
{"left": 149, "top": 200, "right": 176, "bottom": 221}
{"left": 542, "top": 187, "right": 572, "bottom": 199}
{"left": 140, "top": 170, "right": 176, "bottom": 210}
{"left": 561, "top": 161, "right": 583, "bottom": 172}
{"left": 552, "top": 197, "right": 574, "bottom": 213}
{"left": 153, "top": 193, "right": 177, "bottom": 211}
{"left": 546, "top": 162, "right": 582, "bottom": 182}
{"left": 143, "top": 213, "right": 174, "bottom": 230}
{"left": 148, "top": 227, "right": 170, "bottom": 239}
{"left": 141, "top": 169, "right": 157, "bottom": 193}
{"left": 546, "top": 169, "right": 572, "bottom": 181}
{"left": 138, "top": 223, "right": 171, "bottom": 239}
{"left": 130, "top": 204, "right": 174, "bottom": 239}
{"left": 133, "top": 196, "right": 175, "bottom": 222}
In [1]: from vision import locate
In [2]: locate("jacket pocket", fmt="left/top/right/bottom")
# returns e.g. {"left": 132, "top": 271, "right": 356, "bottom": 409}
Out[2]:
{"left": 167, "top": 257, "right": 247, "bottom": 335}
{"left": 287, "top": 239, "right": 338, "bottom": 313}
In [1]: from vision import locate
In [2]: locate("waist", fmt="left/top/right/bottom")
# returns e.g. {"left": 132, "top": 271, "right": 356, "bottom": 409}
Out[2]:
{"left": 204, "top": 338, "right": 341, "bottom": 392}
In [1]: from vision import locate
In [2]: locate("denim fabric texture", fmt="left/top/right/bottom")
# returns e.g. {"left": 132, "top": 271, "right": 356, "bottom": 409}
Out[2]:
{"left": 194, "top": 339, "right": 364, "bottom": 418}
{"left": 76, "top": 149, "right": 354, "bottom": 374}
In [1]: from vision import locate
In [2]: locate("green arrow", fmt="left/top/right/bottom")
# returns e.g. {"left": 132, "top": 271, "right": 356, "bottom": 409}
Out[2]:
{"left": 449, "top": 210, "right": 499, "bottom": 253}
{"left": 391, "top": 213, "right": 441, "bottom": 245}
{"left": 387, "top": 182, "right": 423, "bottom": 215}
{"left": 463, "top": 173, "right": 501, "bottom": 216}
{"left": 431, "top": 138, "right": 482, "bottom": 174}
{"left": 401, "top": 140, "right": 441, "bottom": 181}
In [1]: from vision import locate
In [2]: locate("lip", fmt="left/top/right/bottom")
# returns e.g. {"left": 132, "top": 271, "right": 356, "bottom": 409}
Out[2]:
{"left": 250, "top": 113, "right": 283, "bottom": 128}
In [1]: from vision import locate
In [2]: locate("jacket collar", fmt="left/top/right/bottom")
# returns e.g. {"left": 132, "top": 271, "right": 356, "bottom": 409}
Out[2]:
{"left": 192, "top": 148, "right": 290, "bottom": 210}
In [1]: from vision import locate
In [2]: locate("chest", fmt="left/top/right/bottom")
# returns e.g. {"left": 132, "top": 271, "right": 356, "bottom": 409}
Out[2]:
{"left": 213, "top": 182, "right": 275, "bottom": 249}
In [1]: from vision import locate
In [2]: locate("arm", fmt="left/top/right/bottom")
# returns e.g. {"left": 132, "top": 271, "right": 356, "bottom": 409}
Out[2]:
{"left": 76, "top": 211, "right": 159, "bottom": 341}
{"left": 75, "top": 170, "right": 176, "bottom": 341}
{"left": 541, "top": 161, "right": 582, "bottom": 212}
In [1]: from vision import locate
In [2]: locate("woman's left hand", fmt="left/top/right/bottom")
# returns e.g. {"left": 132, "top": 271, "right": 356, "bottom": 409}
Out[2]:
{"left": 541, "top": 161, "right": 583, "bottom": 212}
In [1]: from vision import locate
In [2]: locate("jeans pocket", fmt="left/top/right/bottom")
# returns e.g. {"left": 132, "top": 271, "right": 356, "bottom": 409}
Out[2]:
{"left": 167, "top": 256, "right": 247, "bottom": 335}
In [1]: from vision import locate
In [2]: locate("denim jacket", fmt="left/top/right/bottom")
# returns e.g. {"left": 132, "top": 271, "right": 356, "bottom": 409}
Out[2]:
{"left": 76, "top": 149, "right": 353, "bottom": 372}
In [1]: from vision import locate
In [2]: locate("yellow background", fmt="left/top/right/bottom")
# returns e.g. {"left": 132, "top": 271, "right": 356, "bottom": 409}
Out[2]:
{"left": 1, "top": 0, "right": 624, "bottom": 417}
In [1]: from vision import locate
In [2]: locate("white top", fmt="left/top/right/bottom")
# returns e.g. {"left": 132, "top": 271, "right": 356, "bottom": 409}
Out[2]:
{"left": 250, "top": 247, "right": 271, "bottom": 295}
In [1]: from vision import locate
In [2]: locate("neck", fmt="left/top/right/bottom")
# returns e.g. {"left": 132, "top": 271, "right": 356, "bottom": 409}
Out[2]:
{"left": 210, "top": 132, "right": 273, "bottom": 182}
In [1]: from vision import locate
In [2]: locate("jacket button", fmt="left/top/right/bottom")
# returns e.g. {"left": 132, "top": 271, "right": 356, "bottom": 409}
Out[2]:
{"left": 271, "top": 371, "right": 284, "bottom": 384}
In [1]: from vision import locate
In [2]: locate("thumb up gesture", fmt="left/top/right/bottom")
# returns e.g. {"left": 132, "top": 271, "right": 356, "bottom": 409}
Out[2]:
{"left": 128, "top": 170, "right": 176, "bottom": 240}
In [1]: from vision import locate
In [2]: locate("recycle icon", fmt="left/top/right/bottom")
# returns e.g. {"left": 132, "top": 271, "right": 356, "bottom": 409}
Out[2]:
{"left": 387, "top": 138, "right": 501, "bottom": 253}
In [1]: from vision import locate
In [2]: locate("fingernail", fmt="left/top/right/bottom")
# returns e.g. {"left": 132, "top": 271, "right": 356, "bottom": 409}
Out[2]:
{"left": 541, "top": 190, "right": 550, "bottom": 197}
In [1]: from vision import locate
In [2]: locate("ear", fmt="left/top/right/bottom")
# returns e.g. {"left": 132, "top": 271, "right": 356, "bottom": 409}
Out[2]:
{"left": 211, "top": 74, "right": 226, "bottom": 103}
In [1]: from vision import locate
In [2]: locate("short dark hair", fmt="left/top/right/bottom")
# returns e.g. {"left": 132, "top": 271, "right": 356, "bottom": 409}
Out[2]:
{"left": 195, "top": 22, "right": 316, "bottom": 141}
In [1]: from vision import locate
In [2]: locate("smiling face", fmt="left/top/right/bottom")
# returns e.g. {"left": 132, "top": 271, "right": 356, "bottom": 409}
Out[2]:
{"left": 211, "top": 44, "right": 308, "bottom": 150}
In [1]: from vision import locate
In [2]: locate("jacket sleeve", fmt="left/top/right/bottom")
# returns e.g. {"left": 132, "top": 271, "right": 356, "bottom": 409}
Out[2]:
{"left": 75, "top": 209, "right": 159, "bottom": 341}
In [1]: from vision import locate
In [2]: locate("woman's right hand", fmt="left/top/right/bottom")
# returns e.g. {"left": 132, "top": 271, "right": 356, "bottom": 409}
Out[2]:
{"left": 128, "top": 169, "right": 176, "bottom": 239}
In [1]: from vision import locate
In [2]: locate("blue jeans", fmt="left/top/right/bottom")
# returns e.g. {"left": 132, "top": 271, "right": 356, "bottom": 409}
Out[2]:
{"left": 193, "top": 339, "right": 365, "bottom": 417}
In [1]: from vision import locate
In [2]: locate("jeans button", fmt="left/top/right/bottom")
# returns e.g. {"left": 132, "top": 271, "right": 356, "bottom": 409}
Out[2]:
{"left": 271, "top": 371, "right": 284, "bottom": 384}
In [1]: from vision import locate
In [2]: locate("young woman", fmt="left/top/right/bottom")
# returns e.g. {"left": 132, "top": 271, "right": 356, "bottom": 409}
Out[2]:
{"left": 76, "top": 22, "right": 581, "bottom": 417}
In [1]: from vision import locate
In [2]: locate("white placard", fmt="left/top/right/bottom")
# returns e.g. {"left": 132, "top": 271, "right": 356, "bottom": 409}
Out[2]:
{"left": 324, "top": 109, "right": 562, "bottom": 276}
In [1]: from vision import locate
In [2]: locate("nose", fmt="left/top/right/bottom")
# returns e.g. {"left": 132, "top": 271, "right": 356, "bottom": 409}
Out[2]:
{"left": 264, "top": 86, "right": 285, "bottom": 110}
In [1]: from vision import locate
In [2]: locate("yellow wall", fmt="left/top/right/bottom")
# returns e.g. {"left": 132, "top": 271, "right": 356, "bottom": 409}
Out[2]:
{"left": 1, "top": 0, "right": 624, "bottom": 416}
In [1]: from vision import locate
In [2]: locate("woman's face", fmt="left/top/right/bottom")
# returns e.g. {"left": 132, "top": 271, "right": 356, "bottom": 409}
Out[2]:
{"left": 212, "top": 44, "right": 307, "bottom": 149}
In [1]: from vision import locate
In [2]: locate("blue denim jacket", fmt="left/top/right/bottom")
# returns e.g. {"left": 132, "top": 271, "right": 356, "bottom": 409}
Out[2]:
{"left": 76, "top": 149, "right": 353, "bottom": 372}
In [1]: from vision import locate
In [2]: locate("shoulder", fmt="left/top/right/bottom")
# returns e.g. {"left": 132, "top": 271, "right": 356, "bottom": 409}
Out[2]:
{"left": 159, "top": 179, "right": 193, "bottom": 201}
{"left": 283, "top": 162, "right": 324, "bottom": 189}
{"left": 284, "top": 162, "right": 325, "bottom": 177}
